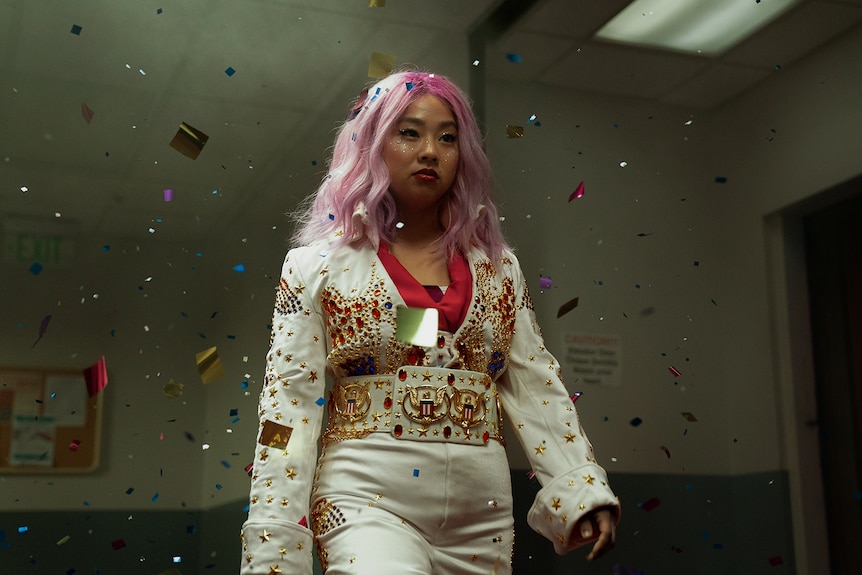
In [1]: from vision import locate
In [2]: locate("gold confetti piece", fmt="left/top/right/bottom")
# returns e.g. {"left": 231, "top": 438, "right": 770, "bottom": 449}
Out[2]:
{"left": 395, "top": 306, "right": 439, "bottom": 347}
{"left": 259, "top": 420, "right": 294, "bottom": 449}
{"left": 556, "top": 296, "right": 579, "bottom": 318}
{"left": 164, "top": 379, "right": 184, "bottom": 398}
{"left": 195, "top": 346, "right": 224, "bottom": 384}
{"left": 169, "top": 122, "right": 209, "bottom": 160}
{"left": 506, "top": 125, "right": 524, "bottom": 139}
{"left": 368, "top": 0, "right": 385, "bottom": 6}
{"left": 681, "top": 412, "right": 698, "bottom": 422}
{"left": 56, "top": 535, "right": 71, "bottom": 545}
{"left": 368, "top": 51, "right": 395, "bottom": 78}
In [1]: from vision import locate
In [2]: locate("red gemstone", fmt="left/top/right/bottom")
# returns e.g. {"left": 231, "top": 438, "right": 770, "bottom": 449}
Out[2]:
{"left": 383, "top": 397, "right": 392, "bottom": 409}
{"left": 437, "top": 336, "right": 445, "bottom": 348}
{"left": 372, "top": 308, "right": 381, "bottom": 319}
{"left": 443, "top": 426, "right": 452, "bottom": 439}
{"left": 483, "top": 431, "right": 490, "bottom": 443}
{"left": 447, "top": 373, "right": 455, "bottom": 386}
{"left": 398, "top": 369, "right": 407, "bottom": 382}
{"left": 394, "top": 424, "right": 403, "bottom": 437}
{"left": 407, "top": 352, "right": 417, "bottom": 365}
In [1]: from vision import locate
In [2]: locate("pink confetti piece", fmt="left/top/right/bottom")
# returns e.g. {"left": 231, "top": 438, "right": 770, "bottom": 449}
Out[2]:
{"left": 568, "top": 181, "right": 585, "bottom": 202}
{"left": 539, "top": 276, "right": 552, "bottom": 289}
{"left": 570, "top": 392, "right": 582, "bottom": 403}
{"left": 768, "top": 555, "right": 783, "bottom": 566}
{"left": 81, "top": 102, "right": 94, "bottom": 124}
{"left": 83, "top": 355, "right": 108, "bottom": 397}
{"left": 660, "top": 445, "right": 671, "bottom": 458}
{"left": 111, "top": 538, "right": 126, "bottom": 550}
{"left": 641, "top": 497, "right": 661, "bottom": 512}
{"left": 298, "top": 516, "right": 308, "bottom": 528}
{"left": 69, "top": 439, "right": 81, "bottom": 452}
{"left": 32, "top": 314, "right": 52, "bottom": 348}
{"left": 668, "top": 366, "right": 681, "bottom": 377}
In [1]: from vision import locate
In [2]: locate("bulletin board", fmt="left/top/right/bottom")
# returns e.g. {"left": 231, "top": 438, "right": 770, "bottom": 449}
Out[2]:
{"left": 0, "top": 367, "right": 103, "bottom": 473}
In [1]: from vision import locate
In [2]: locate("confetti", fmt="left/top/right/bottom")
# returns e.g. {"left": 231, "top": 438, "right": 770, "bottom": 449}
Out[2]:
{"left": 556, "top": 296, "right": 579, "bottom": 318}
{"left": 195, "top": 346, "right": 224, "bottom": 384}
{"left": 568, "top": 181, "right": 585, "bottom": 202}
{"left": 18, "top": 526, "right": 29, "bottom": 534}
{"left": 259, "top": 421, "right": 293, "bottom": 449}
{"left": 506, "top": 53, "right": 522, "bottom": 63}
{"left": 163, "top": 189, "right": 174, "bottom": 202}
{"left": 56, "top": 535, "right": 71, "bottom": 545}
{"left": 505, "top": 125, "right": 524, "bottom": 139}
{"left": 629, "top": 417, "right": 643, "bottom": 427}
{"left": 32, "top": 314, "right": 51, "bottom": 347}
{"left": 169, "top": 122, "right": 209, "bottom": 160}
{"left": 81, "top": 102, "right": 95, "bottom": 124}
{"left": 151, "top": 492, "right": 160, "bottom": 503}
{"left": 298, "top": 516, "right": 308, "bottom": 528}
{"left": 768, "top": 555, "right": 784, "bottom": 566}
{"left": 660, "top": 445, "right": 671, "bottom": 458}
{"left": 368, "top": 51, "right": 395, "bottom": 78}
{"left": 715, "top": 176, "right": 727, "bottom": 183}
{"left": 70, "top": 24, "right": 82, "bottom": 35}
{"left": 394, "top": 306, "right": 439, "bottom": 347}
{"left": 83, "top": 356, "right": 108, "bottom": 397}
{"left": 413, "top": 469, "right": 419, "bottom": 477}
{"left": 570, "top": 392, "right": 582, "bottom": 403}
{"left": 539, "top": 276, "right": 552, "bottom": 290}
{"left": 163, "top": 379, "right": 184, "bottom": 398}
{"left": 613, "top": 565, "right": 645, "bottom": 575}
{"left": 233, "top": 264, "right": 246, "bottom": 272}
{"left": 681, "top": 411, "right": 698, "bottom": 422}
{"left": 669, "top": 366, "right": 681, "bottom": 377}
{"left": 640, "top": 497, "right": 661, "bottom": 511}
{"left": 224, "top": 66, "right": 236, "bottom": 77}
{"left": 368, "top": 0, "right": 385, "bottom": 6}
{"left": 69, "top": 439, "right": 81, "bottom": 452}
{"left": 29, "top": 262, "right": 43, "bottom": 275}
{"left": 111, "top": 538, "right": 126, "bottom": 550}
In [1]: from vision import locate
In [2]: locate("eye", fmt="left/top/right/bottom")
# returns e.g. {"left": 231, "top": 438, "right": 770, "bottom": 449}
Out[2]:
{"left": 440, "top": 133, "right": 458, "bottom": 143}
{"left": 398, "top": 128, "right": 419, "bottom": 138}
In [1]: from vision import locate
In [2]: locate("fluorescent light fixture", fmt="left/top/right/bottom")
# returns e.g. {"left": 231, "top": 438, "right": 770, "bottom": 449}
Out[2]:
{"left": 595, "top": 0, "right": 802, "bottom": 56}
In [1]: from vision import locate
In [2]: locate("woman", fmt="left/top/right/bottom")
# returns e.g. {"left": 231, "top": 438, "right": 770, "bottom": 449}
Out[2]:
{"left": 240, "top": 70, "right": 619, "bottom": 575}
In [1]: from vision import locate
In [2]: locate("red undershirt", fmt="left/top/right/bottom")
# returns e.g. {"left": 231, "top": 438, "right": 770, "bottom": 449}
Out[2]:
{"left": 377, "top": 243, "right": 473, "bottom": 332}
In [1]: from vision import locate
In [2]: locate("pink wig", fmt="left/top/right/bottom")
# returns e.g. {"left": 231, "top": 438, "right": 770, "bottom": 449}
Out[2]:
{"left": 292, "top": 70, "right": 508, "bottom": 261}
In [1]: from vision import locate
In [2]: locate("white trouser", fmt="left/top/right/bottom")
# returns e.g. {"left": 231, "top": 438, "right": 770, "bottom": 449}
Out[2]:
{"left": 312, "top": 433, "right": 514, "bottom": 574}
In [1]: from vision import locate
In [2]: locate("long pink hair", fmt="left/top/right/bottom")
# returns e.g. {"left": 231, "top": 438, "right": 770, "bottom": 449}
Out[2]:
{"left": 291, "top": 70, "right": 508, "bottom": 261}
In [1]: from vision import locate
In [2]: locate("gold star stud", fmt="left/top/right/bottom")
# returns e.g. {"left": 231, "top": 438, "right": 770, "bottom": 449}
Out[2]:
{"left": 535, "top": 443, "right": 546, "bottom": 455}
{"left": 552, "top": 497, "right": 561, "bottom": 510}
{"left": 563, "top": 432, "right": 576, "bottom": 443}
{"left": 583, "top": 474, "right": 595, "bottom": 485}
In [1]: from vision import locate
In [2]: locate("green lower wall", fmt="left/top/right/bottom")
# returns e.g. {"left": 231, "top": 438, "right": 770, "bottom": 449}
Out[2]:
{"left": 0, "top": 471, "right": 795, "bottom": 574}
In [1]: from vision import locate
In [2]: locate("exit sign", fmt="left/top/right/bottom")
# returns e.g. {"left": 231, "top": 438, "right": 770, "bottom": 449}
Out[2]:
{"left": 3, "top": 218, "right": 77, "bottom": 268}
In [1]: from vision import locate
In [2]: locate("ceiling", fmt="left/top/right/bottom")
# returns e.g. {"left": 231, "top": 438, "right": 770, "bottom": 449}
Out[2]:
{"left": 2, "top": 0, "right": 861, "bottom": 248}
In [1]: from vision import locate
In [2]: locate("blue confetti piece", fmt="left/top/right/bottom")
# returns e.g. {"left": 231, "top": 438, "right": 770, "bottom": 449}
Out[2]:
{"left": 125, "top": 487, "right": 134, "bottom": 495}
{"left": 157, "top": 8, "right": 163, "bottom": 14}
{"left": 151, "top": 492, "right": 160, "bottom": 503}
{"left": 186, "top": 524, "right": 196, "bottom": 534}
{"left": 693, "top": 261, "right": 700, "bottom": 267}
{"left": 406, "top": 81, "right": 414, "bottom": 91}
{"left": 30, "top": 262, "right": 43, "bottom": 275}
{"left": 18, "top": 525, "right": 29, "bottom": 534}
{"left": 225, "top": 66, "right": 236, "bottom": 77}
{"left": 230, "top": 417, "right": 240, "bottom": 424}
{"left": 102, "top": 245, "right": 110, "bottom": 251}
{"left": 220, "top": 460, "right": 231, "bottom": 468}
{"left": 70, "top": 24, "right": 82, "bottom": 35}
{"left": 233, "top": 264, "right": 245, "bottom": 272}
{"left": 242, "top": 504, "right": 250, "bottom": 512}
{"left": 227, "top": 334, "right": 236, "bottom": 340}
{"left": 230, "top": 408, "right": 238, "bottom": 416}
{"left": 215, "top": 484, "right": 222, "bottom": 490}
{"left": 506, "top": 53, "right": 522, "bottom": 63}
{"left": 630, "top": 417, "right": 643, "bottom": 427}
{"left": 413, "top": 469, "right": 419, "bottom": 477}
{"left": 714, "top": 176, "right": 727, "bottom": 183}
{"left": 311, "top": 160, "right": 317, "bottom": 166}
{"left": 316, "top": 397, "right": 326, "bottom": 406}
{"left": 328, "top": 213, "right": 335, "bottom": 220}
{"left": 83, "top": 501, "right": 90, "bottom": 506}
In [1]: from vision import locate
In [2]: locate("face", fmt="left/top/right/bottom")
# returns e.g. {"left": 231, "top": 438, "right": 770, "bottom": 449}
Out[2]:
{"left": 382, "top": 94, "right": 459, "bottom": 218}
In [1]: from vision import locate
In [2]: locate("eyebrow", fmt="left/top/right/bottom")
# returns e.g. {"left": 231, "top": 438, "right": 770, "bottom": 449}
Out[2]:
{"left": 399, "top": 117, "right": 458, "bottom": 130}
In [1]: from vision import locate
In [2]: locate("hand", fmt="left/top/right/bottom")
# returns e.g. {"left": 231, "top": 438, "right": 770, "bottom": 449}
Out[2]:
{"left": 576, "top": 508, "right": 616, "bottom": 561}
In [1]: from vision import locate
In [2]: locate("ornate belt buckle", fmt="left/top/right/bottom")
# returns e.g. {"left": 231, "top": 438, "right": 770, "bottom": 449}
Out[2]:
{"left": 331, "top": 381, "right": 371, "bottom": 423}
{"left": 402, "top": 385, "right": 448, "bottom": 425}
{"left": 447, "top": 388, "right": 487, "bottom": 429}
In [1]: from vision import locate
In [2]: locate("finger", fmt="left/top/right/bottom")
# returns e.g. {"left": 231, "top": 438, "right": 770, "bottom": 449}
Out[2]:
{"left": 579, "top": 519, "right": 593, "bottom": 540}
{"left": 586, "top": 529, "right": 611, "bottom": 561}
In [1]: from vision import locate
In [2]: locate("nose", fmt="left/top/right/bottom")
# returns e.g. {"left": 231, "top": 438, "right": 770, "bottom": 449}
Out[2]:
{"left": 419, "top": 137, "right": 438, "bottom": 162}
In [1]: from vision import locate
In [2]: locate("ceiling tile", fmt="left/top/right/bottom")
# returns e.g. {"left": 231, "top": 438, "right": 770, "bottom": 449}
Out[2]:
{"left": 519, "top": 0, "right": 633, "bottom": 38}
{"left": 657, "top": 63, "right": 771, "bottom": 110}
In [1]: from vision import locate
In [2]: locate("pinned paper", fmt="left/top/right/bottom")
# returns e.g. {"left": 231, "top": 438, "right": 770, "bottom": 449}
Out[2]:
{"left": 169, "top": 122, "right": 209, "bottom": 160}
{"left": 394, "top": 306, "right": 438, "bottom": 347}
{"left": 506, "top": 125, "right": 524, "bottom": 139}
{"left": 163, "top": 379, "right": 184, "bottom": 398}
{"left": 195, "top": 346, "right": 224, "bottom": 383}
{"left": 556, "top": 297, "right": 579, "bottom": 318}
{"left": 83, "top": 356, "right": 108, "bottom": 397}
{"left": 368, "top": 51, "right": 395, "bottom": 78}
{"left": 569, "top": 181, "right": 585, "bottom": 202}
{"left": 259, "top": 420, "right": 293, "bottom": 449}
{"left": 81, "top": 102, "right": 95, "bottom": 124}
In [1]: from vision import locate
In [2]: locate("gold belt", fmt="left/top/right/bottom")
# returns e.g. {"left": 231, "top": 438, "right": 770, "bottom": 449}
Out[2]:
{"left": 323, "top": 366, "right": 504, "bottom": 446}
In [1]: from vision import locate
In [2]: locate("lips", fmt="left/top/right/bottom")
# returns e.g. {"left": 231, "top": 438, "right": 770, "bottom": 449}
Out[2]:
{"left": 413, "top": 168, "right": 439, "bottom": 180}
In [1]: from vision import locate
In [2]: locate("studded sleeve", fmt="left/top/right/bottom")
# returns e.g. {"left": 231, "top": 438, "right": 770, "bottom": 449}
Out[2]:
{"left": 496, "top": 254, "right": 620, "bottom": 555}
{"left": 240, "top": 247, "right": 328, "bottom": 575}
